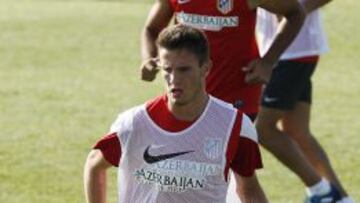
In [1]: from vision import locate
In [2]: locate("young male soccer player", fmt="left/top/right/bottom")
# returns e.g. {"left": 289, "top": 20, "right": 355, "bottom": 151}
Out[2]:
{"left": 84, "top": 25, "right": 268, "bottom": 203}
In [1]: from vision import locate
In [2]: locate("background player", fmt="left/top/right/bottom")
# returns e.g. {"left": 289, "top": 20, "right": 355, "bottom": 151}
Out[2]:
{"left": 140, "top": 0, "right": 306, "bottom": 120}
{"left": 256, "top": 0, "right": 353, "bottom": 202}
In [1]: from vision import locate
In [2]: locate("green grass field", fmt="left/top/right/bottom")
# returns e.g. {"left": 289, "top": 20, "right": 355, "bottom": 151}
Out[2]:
{"left": 0, "top": 0, "right": 359, "bottom": 202}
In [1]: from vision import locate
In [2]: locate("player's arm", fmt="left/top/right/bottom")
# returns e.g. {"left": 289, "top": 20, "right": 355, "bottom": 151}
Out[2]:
{"left": 302, "top": 0, "right": 332, "bottom": 14}
{"left": 243, "top": 0, "right": 305, "bottom": 84}
{"left": 230, "top": 113, "right": 268, "bottom": 202}
{"left": 234, "top": 172, "right": 268, "bottom": 203}
{"left": 140, "top": 0, "right": 173, "bottom": 81}
{"left": 246, "top": 0, "right": 261, "bottom": 10}
{"left": 84, "top": 149, "right": 112, "bottom": 203}
{"left": 259, "top": 0, "right": 305, "bottom": 66}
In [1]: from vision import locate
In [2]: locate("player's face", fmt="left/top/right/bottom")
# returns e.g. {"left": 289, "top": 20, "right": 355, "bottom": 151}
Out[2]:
{"left": 158, "top": 48, "right": 209, "bottom": 106}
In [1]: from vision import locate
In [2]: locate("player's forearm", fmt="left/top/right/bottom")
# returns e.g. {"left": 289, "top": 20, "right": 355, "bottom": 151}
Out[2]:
{"left": 84, "top": 166, "right": 107, "bottom": 203}
{"left": 141, "top": 26, "right": 160, "bottom": 61}
{"left": 238, "top": 184, "right": 268, "bottom": 203}
{"left": 262, "top": 5, "right": 305, "bottom": 65}
{"left": 235, "top": 174, "right": 268, "bottom": 203}
{"left": 302, "top": 0, "right": 332, "bottom": 14}
{"left": 240, "top": 193, "right": 268, "bottom": 203}
{"left": 140, "top": 0, "right": 173, "bottom": 61}
{"left": 84, "top": 150, "right": 111, "bottom": 203}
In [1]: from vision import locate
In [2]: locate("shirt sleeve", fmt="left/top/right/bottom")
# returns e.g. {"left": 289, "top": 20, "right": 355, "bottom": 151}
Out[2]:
{"left": 93, "top": 132, "right": 121, "bottom": 167}
{"left": 230, "top": 113, "right": 263, "bottom": 177}
{"left": 93, "top": 106, "right": 140, "bottom": 167}
{"left": 230, "top": 137, "right": 263, "bottom": 177}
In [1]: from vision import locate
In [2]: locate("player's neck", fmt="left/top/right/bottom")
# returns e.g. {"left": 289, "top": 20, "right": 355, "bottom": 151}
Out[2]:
{"left": 167, "top": 92, "right": 209, "bottom": 122}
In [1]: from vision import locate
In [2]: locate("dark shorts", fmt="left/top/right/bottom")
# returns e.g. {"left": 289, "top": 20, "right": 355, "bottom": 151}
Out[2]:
{"left": 261, "top": 60, "right": 317, "bottom": 110}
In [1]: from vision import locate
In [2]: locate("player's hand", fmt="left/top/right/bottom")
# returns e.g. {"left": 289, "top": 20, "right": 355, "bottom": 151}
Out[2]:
{"left": 140, "top": 58, "right": 159, "bottom": 81}
{"left": 242, "top": 58, "right": 274, "bottom": 84}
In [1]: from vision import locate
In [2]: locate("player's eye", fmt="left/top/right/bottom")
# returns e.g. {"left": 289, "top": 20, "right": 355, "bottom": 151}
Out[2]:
{"left": 178, "top": 66, "right": 190, "bottom": 72}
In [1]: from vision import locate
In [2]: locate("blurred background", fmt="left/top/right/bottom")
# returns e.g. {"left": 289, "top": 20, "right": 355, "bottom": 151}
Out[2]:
{"left": 0, "top": 0, "right": 359, "bottom": 202}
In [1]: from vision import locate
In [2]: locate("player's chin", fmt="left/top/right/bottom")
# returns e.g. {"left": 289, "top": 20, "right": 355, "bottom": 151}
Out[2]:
{"left": 170, "top": 97, "right": 188, "bottom": 106}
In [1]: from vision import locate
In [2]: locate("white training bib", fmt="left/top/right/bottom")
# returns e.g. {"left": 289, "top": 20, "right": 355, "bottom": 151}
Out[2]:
{"left": 111, "top": 97, "right": 243, "bottom": 203}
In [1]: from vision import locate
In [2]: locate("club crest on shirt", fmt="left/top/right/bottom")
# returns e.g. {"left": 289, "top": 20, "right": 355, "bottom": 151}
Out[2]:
{"left": 217, "top": 0, "right": 233, "bottom": 14}
{"left": 203, "top": 138, "right": 223, "bottom": 160}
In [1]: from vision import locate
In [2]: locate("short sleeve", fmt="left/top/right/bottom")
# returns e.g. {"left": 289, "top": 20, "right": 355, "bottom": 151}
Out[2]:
{"left": 96, "top": 106, "right": 142, "bottom": 167}
{"left": 230, "top": 136, "right": 263, "bottom": 177}
{"left": 230, "top": 113, "right": 263, "bottom": 177}
{"left": 93, "top": 133, "right": 121, "bottom": 167}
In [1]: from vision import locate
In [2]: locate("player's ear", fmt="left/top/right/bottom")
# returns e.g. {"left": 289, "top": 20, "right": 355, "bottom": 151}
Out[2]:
{"left": 202, "top": 59, "right": 212, "bottom": 77}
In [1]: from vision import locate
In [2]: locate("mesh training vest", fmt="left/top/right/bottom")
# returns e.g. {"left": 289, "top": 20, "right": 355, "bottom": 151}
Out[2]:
{"left": 110, "top": 97, "right": 244, "bottom": 203}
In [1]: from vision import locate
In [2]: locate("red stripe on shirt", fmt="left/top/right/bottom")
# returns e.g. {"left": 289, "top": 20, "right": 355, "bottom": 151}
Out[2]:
{"left": 224, "top": 110, "right": 242, "bottom": 181}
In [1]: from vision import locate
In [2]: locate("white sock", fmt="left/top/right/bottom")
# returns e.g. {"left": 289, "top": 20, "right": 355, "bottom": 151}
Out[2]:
{"left": 337, "top": 197, "right": 354, "bottom": 203}
{"left": 306, "top": 178, "right": 331, "bottom": 197}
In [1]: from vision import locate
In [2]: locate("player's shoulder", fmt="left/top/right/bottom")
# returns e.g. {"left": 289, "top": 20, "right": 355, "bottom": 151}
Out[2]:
{"left": 116, "top": 104, "right": 145, "bottom": 122}
{"left": 109, "top": 104, "right": 145, "bottom": 134}
{"left": 209, "top": 97, "right": 258, "bottom": 143}
{"left": 210, "top": 96, "right": 236, "bottom": 111}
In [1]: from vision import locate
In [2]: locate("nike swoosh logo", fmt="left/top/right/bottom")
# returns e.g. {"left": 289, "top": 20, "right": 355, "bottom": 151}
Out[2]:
{"left": 143, "top": 145, "right": 194, "bottom": 164}
{"left": 178, "top": 0, "right": 191, "bottom": 4}
{"left": 263, "top": 96, "right": 278, "bottom": 103}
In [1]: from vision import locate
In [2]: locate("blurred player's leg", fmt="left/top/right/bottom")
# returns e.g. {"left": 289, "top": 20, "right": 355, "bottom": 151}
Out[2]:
{"left": 256, "top": 107, "right": 321, "bottom": 186}
{"left": 282, "top": 102, "right": 348, "bottom": 197}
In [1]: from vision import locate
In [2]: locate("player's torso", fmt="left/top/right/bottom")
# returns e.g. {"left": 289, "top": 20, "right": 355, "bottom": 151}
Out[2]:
{"left": 118, "top": 98, "right": 237, "bottom": 203}
{"left": 169, "top": 0, "right": 260, "bottom": 103}
{"left": 170, "top": 0, "right": 256, "bottom": 38}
